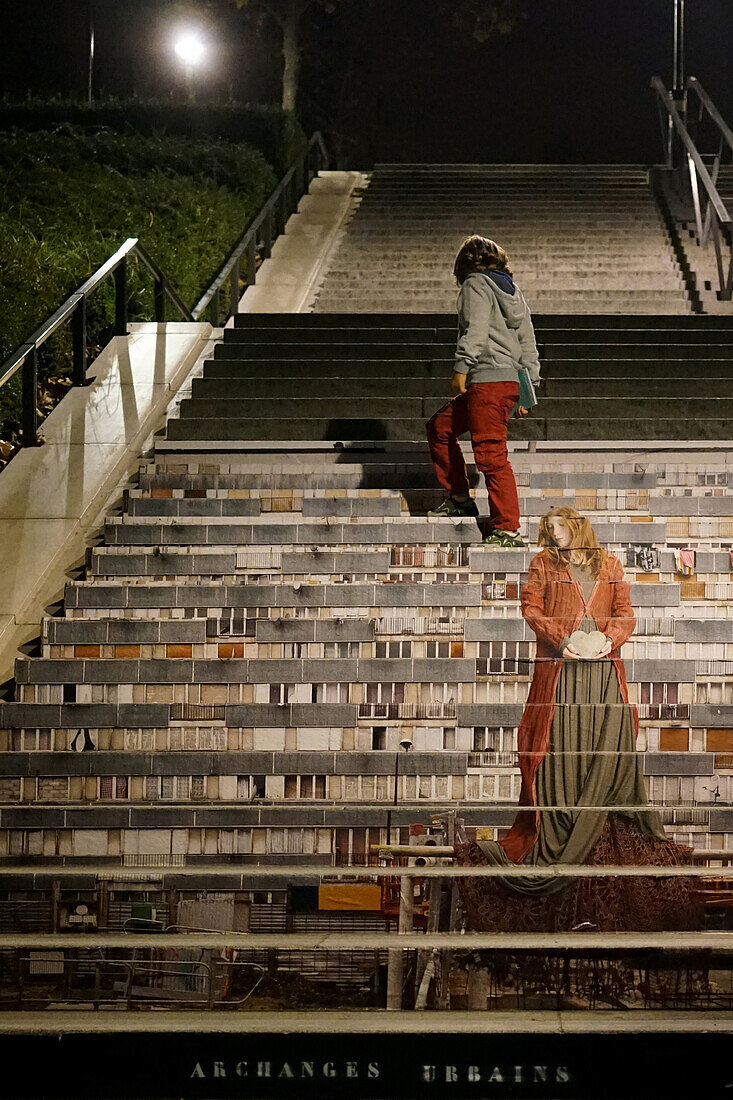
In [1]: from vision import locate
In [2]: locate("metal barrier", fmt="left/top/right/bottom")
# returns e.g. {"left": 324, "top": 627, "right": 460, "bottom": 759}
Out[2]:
{"left": 0, "top": 239, "right": 192, "bottom": 448}
{"left": 192, "top": 131, "right": 329, "bottom": 326}
{"left": 651, "top": 74, "right": 733, "bottom": 300}
{"left": 0, "top": 132, "right": 329, "bottom": 448}
{"left": 0, "top": 859, "right": 731, "bottom": 1012}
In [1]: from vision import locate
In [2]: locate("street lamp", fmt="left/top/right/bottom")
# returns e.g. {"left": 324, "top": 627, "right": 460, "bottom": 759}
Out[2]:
{"left": 386, "top": 735, "right": 413, "bottom": 845}
{"left": 672, "top": 0, "right": 685, "bottom": 94}
{"left": 174, "top": 32, "right": 206, "bottom": 94}
{"left": 87, "top": 1, "right": 95, "bottom": 106}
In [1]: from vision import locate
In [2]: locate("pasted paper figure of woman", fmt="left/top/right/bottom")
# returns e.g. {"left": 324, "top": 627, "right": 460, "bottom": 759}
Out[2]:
{"left": 457, "top": 507, "right": 700, "bottom": 931}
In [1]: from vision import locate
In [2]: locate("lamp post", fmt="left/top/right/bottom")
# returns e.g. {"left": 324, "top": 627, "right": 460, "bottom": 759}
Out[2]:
{"left": 386, "top": 735, "right": 413, "bottom": 845}
{"left": 672, "top": 0, "right": 685, "bottom": 95}
{"left": 87, "top": 0, "right": 95, "bottom": 106}
{"left": 174, "top": 32, "right": 206, "bottom": 96}
{"left": 666, "top": 0, "right": 687, "bottom": 167}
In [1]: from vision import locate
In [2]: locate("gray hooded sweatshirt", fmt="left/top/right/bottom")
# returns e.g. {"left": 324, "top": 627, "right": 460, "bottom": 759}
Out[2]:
{"left": 454, "top": 270, "right": 541, "bottom": 387}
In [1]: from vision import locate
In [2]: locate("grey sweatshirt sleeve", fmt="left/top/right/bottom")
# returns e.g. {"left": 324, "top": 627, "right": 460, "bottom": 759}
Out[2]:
{"left": 454, "top": 278, "right": 492, "bottom": 374}
{"left": 517, "top": 301, "right": 541, "bottom": 385}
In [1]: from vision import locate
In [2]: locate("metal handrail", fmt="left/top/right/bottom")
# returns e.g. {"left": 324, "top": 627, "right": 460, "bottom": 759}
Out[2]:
{"left": 0, "top": 237, "right": 193, "bottom": 448}
{"left": 0, "top": 132, "right": 329, "bottom": 448}
{"left": 651, "top": 77, "right": 731, "bottom": 225}
{"left": 651, "top": 75, "right": 733, "bottom": 301}
{"left": 687, "top": 76, "right": 733, "bottom": 158}
{"left": 192, "top": 131, "right": 329, "bottom": 325}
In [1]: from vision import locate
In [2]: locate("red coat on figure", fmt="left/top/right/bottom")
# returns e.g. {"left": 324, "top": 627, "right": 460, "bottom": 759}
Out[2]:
{"left": 499, "top": 550, "right": 638, "bottom": 864}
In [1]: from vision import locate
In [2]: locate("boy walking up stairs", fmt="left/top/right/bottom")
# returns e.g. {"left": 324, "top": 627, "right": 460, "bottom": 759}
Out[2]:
{"left": 427, "top": 235, "right": 541, "bottom": 548}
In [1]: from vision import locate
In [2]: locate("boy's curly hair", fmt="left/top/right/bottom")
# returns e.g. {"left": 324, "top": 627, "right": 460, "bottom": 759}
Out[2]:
{"left": 453, "top": 235, "right": 513, "bottom": 286}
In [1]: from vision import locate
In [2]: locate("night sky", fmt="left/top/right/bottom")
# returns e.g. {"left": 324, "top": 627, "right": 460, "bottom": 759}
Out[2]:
{"left": 1, "top": 0, "right": 731, "bottom": 165}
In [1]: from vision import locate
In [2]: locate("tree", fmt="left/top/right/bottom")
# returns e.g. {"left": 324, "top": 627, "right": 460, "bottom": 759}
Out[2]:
{"left": 446, "top": 0, "right": 524, "bottom": 43}
{"left": 301, "top": 0, "right": 526, "bottom": 165}
{"left": 221, "top": 0, "right": 524, "bottom": 114}
{"left": 236, "top": 0, "right": 523, "bottom": 112}
{"left": 229, "top": 0, "right": 342, "bottom": 111}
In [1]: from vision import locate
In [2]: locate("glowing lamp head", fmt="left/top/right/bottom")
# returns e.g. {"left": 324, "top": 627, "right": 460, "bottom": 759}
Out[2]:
{"left": 174, "top": 34, "right": 205, "bottom": 66}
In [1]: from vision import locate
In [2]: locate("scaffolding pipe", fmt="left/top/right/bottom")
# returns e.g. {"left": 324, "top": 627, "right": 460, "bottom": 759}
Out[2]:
{"left": 386, "top": 875, "right": 414, "bottom": 1011}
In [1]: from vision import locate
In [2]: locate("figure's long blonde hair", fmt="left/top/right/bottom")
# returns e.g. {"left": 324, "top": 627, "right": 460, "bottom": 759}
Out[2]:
{"left": 538, "top": 506, "right": 607, "bottom": 579}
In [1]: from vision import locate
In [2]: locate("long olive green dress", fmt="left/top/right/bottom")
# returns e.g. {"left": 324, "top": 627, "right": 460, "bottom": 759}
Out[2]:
{"left": 477, "top": 561, "right": 666, "bottom": 895}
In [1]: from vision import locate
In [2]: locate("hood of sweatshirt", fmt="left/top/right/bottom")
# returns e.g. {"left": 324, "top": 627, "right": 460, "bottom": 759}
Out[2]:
{"left": 481, "top": 269, "right": 524, "bottom": 330}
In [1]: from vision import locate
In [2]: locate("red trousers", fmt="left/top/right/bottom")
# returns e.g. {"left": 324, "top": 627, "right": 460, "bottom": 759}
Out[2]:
{"left": 426, "top": 381, "right": 520, "bottom": 531}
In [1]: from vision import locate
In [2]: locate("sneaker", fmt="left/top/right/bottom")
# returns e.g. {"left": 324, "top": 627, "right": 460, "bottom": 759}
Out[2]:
{"left": 428, "top": 496, "right": 479, "bottom": 518}
{"left": 482, "top": 529, "right": 526, "bottom": 548}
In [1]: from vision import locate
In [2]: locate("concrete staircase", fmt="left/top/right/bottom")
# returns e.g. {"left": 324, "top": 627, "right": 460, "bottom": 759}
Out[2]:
{"left": 1, "top": 314, "right": 733, "bottom": 894}
{"left": 312, "top": 165, "right": 692, "bottom": 315}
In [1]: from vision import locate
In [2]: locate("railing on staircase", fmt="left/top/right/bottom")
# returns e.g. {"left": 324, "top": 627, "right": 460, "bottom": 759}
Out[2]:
{"left": 0, "top": 239, "right": 192, "bottom": 450}
{"left": 0, "top": 131, "right": 329, "bottom": 450}
{"left": 652, "top": 75, "right": 733, "bottom": 301}
{"left": 193, "top": 131, "right": 329, "bottom": 326}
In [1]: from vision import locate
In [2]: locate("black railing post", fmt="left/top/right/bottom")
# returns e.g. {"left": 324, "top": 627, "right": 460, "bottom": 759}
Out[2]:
{"left": 22, "top": 346, "right": 38, "bottom": 447}
{"left": 263, "top": 208, "right": 273, "bottom": 260}
{"left": 210, "top": 288, "right": 220, "bottom": 327}
{"left": 278, "top": 186, "right": 287, "bottom": 235}
{"left": 154, "top": 276, "right": 166, "bottom": 323}
{"left": 229, "top": 258, "right": 240, "bottom": 318}
{"left": 72, "top": 298, "right": 87, "bottom": 386}
{"left": 114, "top": 258, "right": 128, "bottom": 336}
{"left": 246, "top": 238, "right": 257, "bottom": 288}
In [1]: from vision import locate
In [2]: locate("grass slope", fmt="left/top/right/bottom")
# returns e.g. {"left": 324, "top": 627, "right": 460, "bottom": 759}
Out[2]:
{"left": 0, "top": 129, "right": 276, "bottom": 429}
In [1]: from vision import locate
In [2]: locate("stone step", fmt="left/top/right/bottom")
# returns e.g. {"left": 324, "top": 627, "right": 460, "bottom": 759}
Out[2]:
{"left": 217, "top": 340, "right": 449, "bottom": 357}
{"left": 315, "top": 305, "right": 693, "bottom": 317}
{"left": 337, "top": 235, "right": 669, "bottom": 246}
{"left": 189, "top": 377, "right": 730, "bottom": 401}
{"left": 315, "top": 290, "right": 689, "bottom": 303}
{"left": 123, "top": 493, "right": 733, "bottom": 521}
{"left": 322, "top": 260, "right": 681, "bottom": 272}
{"left": 219, "top": 332, "right": 732, "bottom": 352}
{"left": 165, "top": 415, "right": 733, "bottom": 442}
{"left": 175, "top": 396, "right": 733, "bottom": 421}
{"left": 226, "top": 317, "right": 691, "bottom": 339}
{"left": 313, "top": 300, "right": 692, "bottom": 314}
{"left": 42, "top": 613, "right": 733, "bottom": 647}
{"left": 347, "top": 218, "right": 665, "bottom": 227}
{"left": 348, "top": 219, "right": 665, "bottom": 230}
{"left": 201, "top": 360, "right": 733, "bottom": 381}
{"left": 318, "top": 277, "right": 685, "bottom": 291}
{"left": 89, "top": 548, "right": 731, "bottom": 583}
{"left": 228, "top": 314, "right": 730, "bottom": 325}
{"left": 226, "top": 319, "right": 733, "bottom": 335}
{"left": 103, "top": 509, "right": 673, "bottom": 537}
{"left": 326, "top": 249, "right": 679, "bottom": 260}
{"left": 133, "top": 467, "right": 723, "bottom": 491}
{"left": 65, "top": 577, "right": 681, "bottom": 611}
{"left": 61, "top": 580, "right": 504, "bottom": 611}
{"left": 15, "top": 656, "right": 702, "bottom": 687}
{"left": 222, "top": 327, "right": 440, "bottom": 343}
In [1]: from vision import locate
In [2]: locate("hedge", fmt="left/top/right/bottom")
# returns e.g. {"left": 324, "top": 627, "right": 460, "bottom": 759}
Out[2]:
{"left": 0, "top": 99, "right": 307, "bottom": 175}
{"left": 0, "top": 128, "right": 277, "bottom": 430}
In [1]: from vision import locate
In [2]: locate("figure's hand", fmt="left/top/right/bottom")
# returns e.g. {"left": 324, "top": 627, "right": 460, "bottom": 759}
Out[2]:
{"left": 451, "top": 372, "right": 467, "bottom": 394}
{"left": 590, "top": 637, "right": 613, "bottom": 660}
{"left": 514, "top": 405, "right": 530, "bottom": 418}
{"left": 562, "top": 644, "right": 582, "bottom": 659}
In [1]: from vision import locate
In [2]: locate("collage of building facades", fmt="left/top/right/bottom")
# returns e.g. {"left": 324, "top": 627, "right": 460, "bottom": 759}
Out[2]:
{"left": 1, "top": 2, "right": 732, "bottom": 1096}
